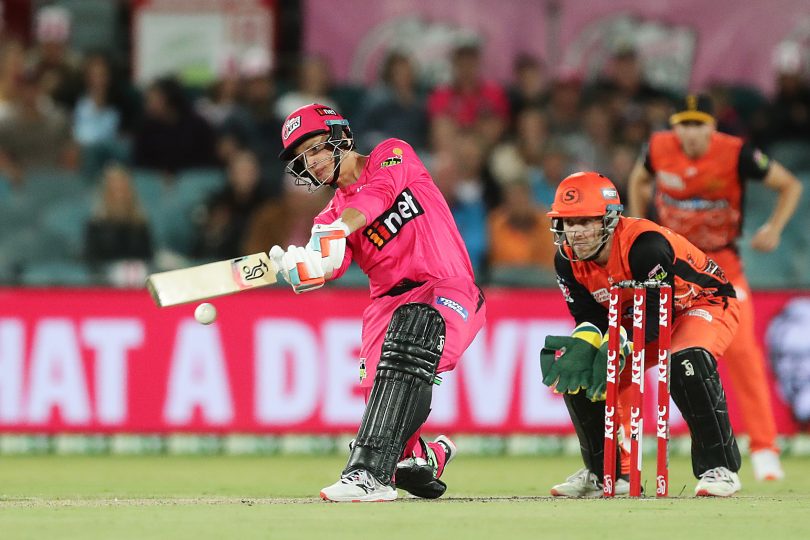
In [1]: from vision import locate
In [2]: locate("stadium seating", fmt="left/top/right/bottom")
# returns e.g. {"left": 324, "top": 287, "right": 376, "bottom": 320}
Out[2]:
{"left": 490, "top": 265, "right": 559, "bottom": 287}
{"left": 768, "top": 142, "right": 810, "bottom": 172}
{"left": 39, "top": 195, "right": 95, "bottom": 260}
{"left": 20, "top": 260, "right": 94, "bottom": 286}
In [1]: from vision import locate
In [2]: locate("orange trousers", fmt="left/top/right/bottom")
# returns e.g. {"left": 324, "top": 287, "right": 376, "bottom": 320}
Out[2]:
{"left": 709, "top": 248, "right": 779, "bottom": 453}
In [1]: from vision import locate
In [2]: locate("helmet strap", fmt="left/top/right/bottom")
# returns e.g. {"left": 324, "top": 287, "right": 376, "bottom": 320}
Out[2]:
{"left": 326, "top": 121, "right": 353, "bottom": 188}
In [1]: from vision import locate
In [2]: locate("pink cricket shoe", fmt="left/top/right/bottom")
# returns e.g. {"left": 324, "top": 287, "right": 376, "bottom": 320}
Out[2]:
{"left": 395, "top": 435, "right": 456, "bottom": 499}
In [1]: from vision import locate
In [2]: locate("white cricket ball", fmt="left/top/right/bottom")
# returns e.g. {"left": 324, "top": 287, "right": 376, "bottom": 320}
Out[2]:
{"left": 194, "top": 302, "right": 217, "bottom": 325}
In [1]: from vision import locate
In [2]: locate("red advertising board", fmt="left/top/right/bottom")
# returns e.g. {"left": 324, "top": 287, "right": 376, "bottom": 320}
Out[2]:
{"left": 0, "top": 288, "right": 805, "bottom": 434}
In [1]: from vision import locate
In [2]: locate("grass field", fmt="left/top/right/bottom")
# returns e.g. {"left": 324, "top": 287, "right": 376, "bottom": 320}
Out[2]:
{"left": 1, "top": 454, "right": 809, "bottom": 540}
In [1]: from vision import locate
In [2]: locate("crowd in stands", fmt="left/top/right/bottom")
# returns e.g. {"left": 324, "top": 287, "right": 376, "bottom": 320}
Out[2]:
{"left": 1, "top": 10, "right": 809, "bottom": 289}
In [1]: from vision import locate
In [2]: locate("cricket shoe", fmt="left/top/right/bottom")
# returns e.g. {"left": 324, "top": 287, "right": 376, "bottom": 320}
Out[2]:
{"left": 751, "top": 449, "right": 784, "bottom": 481}
{"left": 395, "top": 435, "right": 456, "bottom": 499}
{"left": 550, "top": 468, "right": 630, "bottom": 498}
{"left": 320, "top": 469, "right": 397, "bottom": 502}
{"left": 695, "top": 467, "right": 742, "bottom": 497}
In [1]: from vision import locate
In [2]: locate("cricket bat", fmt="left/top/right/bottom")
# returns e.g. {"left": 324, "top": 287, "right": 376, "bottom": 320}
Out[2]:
{"left": 146, "top": 252, "right": 279, "bottom": 307}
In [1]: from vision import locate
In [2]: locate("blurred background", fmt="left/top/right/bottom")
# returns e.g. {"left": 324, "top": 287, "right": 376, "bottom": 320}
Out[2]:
{"left": 0, "top": 0, "right": 809, "bottom": 454}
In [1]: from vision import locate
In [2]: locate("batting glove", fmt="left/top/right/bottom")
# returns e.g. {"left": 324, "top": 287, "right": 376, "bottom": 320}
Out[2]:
{"left": 308, "top": 218, "right": 350, "bottom": 275}
{"left": 269, "top": 244, "right": 325, "bottom": 293}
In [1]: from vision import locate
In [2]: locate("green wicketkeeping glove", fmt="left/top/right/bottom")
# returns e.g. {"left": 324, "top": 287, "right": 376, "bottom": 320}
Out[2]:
{"left": 587, "top": 326, "right": 632, "bottom": 402}
{"left": 540, "top": 322, "right": 602, "bottom": 395}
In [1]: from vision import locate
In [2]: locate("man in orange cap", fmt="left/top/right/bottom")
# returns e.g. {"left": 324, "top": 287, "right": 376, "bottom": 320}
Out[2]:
{"left": 541, "top": 171, "right": 742, "bottom": 497}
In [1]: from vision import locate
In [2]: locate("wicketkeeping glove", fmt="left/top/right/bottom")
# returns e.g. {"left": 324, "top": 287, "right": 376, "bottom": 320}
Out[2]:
{"left": 540, "top": 322, "right": 602, "bottom": 395}
{"left": 269, "top": 244, "right": 325, "bottom": 293}
{"left": 587, "top": 326, "right": 632, "bottom": 402}
{"left": 309, "top": 218, "right": 350, "bottom": 275}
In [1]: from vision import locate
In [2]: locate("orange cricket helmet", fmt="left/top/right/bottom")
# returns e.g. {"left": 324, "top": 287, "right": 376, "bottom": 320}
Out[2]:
{"left": 548, "top": 172, "right": 624, "bottom": 261}
{"left": 547, "top": 171, "right": 623, "bottom": 218}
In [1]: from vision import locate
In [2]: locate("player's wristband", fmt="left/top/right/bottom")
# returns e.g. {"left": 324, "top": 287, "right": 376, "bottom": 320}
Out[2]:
{"left": 571, "top": 322, "right": 603, "bottom": 348}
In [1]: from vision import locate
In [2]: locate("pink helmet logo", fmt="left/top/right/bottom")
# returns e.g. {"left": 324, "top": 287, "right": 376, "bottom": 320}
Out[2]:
{"left": 282, "top": 115, "right": 302, "bottom": 140}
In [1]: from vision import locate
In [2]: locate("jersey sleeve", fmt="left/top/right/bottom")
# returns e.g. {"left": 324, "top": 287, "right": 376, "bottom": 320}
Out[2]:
{"left": 627, "top": 231, "right": 676, "bottom": 343}
{"left": 554, "top": 251, "right": 609, "bottom": 333}
{"left": 737, "top": 143, "right": 771, "bottom": 181}
{"left": 350, "top": 166, "right": 408, "bottom": 225}
{"left": 312, "top": 198, "right": 340, "bottom": 226}
{"left": 327, "top": 242, "right": 354, "bottom": 281}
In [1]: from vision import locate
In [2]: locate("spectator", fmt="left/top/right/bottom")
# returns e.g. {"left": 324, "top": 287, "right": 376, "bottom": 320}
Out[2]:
{"left": 431, "top": 142, "right": 488, "bottom": 273}
{"left": 84, "top": 164, "right": 153, "bottom": 269}
{"left": 589, "top": 45, "right": 662, "bottom": 109}
{"left": 196, "top": 75, "right": 242, "bottom": 130}
{"left": 768, "top": 43, "right": 810, "bottom": 146}
{"left": 0, "top": 69, "right": 77, "bottom": 186}
{"left": 566, "top": 102, "right": 615, "bottom": 172}
{"left": 427, "top": 41, "right": 510, "bottom": 149}
{"left": 0, "top": 39, "right": 24, "bottom": 119}
{"left": 73, "top": 53, "right": 127, "bottom": 177}
{"left": 547, "top": 69, "right": 583, "bottom": 137}
{"left": 508, "top": 53, "right": 548, "bottom": 117}
{"left": 132, "top": 77, "right": 217, "bottom": 174}
{"left": 488, "top": 180, "right": 555, "bottom": 271}
{"left": 195, "top": 150, "right": 269, "bottom": 260}
{"left": 243, "top": 182, "right": 333, "bottom": 254}
{"left": 356, "top": 51, "right": 428, "bottom": 152}
{"left": 275, "top": 54, "right": 338, "bottom": 119}
{"left": 489, "top": 105, "right": 549, "bottom": 192}
{"left": 606, "top": 142, "right": 638, "bottom": 204}
{"left": 218, "top": 51, "right": 286, "bottom": 197}
{"left": 533, "top": 139, "right": 572, "bottom": 208}
{"left": 28, "top": 5, "right": 83, "bottom": 110}
{"left": 708, "top": 82, "right": 747, "bottom": 136}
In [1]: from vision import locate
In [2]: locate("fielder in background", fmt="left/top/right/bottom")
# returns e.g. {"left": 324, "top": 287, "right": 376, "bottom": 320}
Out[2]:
{"left": 540, "top": 172, "right": 742, "bottom": 497}
{"left": 627, "top": 94, "right": 802, "bottom": 481}
{"left": 272, "top": 104, "right": 486, "bottom": 502}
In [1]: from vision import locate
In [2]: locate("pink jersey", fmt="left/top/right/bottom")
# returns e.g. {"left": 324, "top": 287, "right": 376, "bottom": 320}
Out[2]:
{"left": 313, "top": 138, "right": 475, "bottom": 298}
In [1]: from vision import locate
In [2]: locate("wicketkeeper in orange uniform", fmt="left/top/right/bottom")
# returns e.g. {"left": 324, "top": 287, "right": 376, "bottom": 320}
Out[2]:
{"left": 628, "top": 94, "right": 803, "bottom": 481}
{"left": 540, "top": 172, "right": 743, "bottom": 497}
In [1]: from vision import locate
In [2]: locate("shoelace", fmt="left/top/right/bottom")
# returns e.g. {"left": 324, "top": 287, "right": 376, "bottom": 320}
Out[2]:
{"left": 566, "top": 468, "right": 590, "bottom": 482}
{"left": 342, "top": 470, "right": 376, "bottom": 488}
{"left": 700, "top": 468, "right": 734, "bottom": 483}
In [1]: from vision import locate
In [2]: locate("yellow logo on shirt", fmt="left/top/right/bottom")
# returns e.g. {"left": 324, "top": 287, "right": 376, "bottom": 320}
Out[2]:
{"left": 380, "top": 155, "right": 403, "bottom": 168}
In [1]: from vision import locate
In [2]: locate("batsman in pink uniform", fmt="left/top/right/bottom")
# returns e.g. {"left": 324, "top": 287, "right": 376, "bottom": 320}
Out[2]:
{"left": 271, "top": 104, "right": 485, "bottom": 502}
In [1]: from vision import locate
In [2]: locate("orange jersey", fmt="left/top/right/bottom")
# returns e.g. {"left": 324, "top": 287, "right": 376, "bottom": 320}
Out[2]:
{"left": 555, "top": 217, "right": 735, "bottom": 341}
{"left": 646, "top": 131, "right": 770, "bottom": 252}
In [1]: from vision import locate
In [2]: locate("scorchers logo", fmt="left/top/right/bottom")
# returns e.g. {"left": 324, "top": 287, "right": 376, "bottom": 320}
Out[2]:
{"left": 363, "top": 188, "right": 424, "bottom": 250}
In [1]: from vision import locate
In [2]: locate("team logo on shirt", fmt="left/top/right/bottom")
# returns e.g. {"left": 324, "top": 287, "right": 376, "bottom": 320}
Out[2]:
{"left": 557, "top": 277, "right": 574, "bottom": 303}
{"left": 592, "top": 288, "right": 610, "bottom": 303}
{"left": 753, "top": 149, "right": 770, "bottom": 171}
{"left": 363, "top": 188, "right": 424, "bottom": 250}
{"left": 658, "top": 171, "right": 685, "bottom": 190}
{"left": 380, "top": 148, "right": 404, "bottom": 168}
{"left": 380, "top": 156, "right": 402, "bottom": 168}
{"left": 648, "top": 263, "right": 668, "bottom": 282}
{"left": 436, "top": 296, "right": 468, "bottom": 321}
